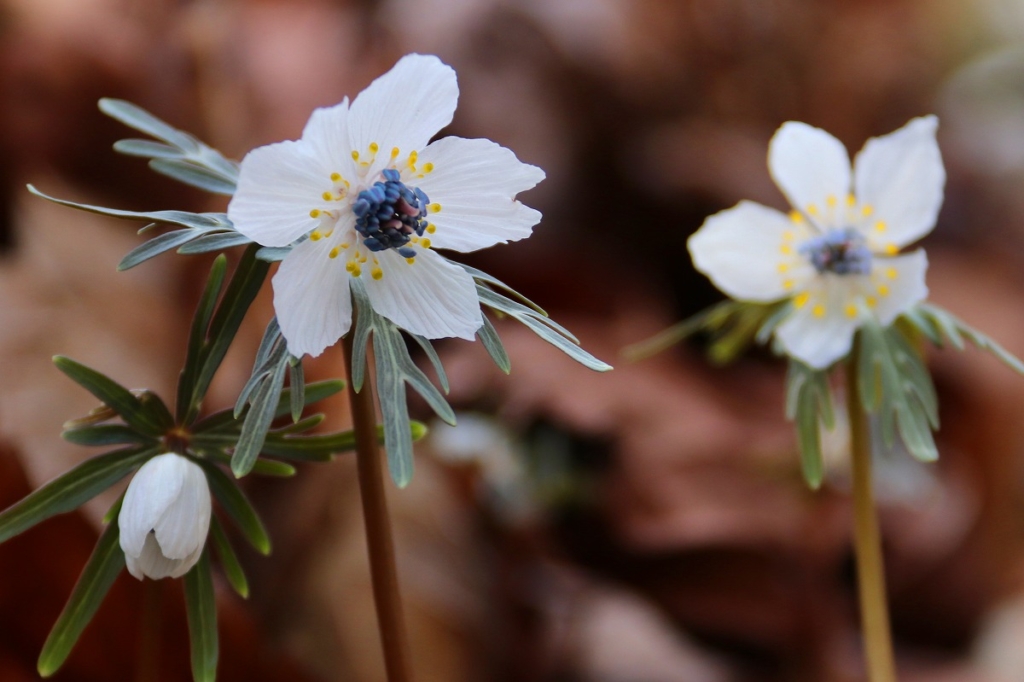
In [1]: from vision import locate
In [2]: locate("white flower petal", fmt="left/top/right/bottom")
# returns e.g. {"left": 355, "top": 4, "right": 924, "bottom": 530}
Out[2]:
{"left": 769, "top": 122, "right": 852, "bottom": 220}
{"left": 853, "top": 116, "right": 945, "bottom": 248}
{"left": 300, "top": 97, "right": 359, "bottom": 178}
{"left": 363, "top": 248, "right": 482, "bottom": 340}
{"left": 688, "top": 201, "right": 817, "bottom": 302}
{"left": 775, "top": 275, "right": 861, "bottom": 369}
{"left": 229, "top": 140, "right": 325, "bottom": 247}
{"left": 119, "top": 453, "right": 187, "bottom": 558}
{"left": 272, "top": 229, "right": 355, "bottom": 358}
{"left": 169, "top": 543, "right": 205, "bottom": 579}
{"left": 414, "top": 137, "right": 545, "bottom": 252}
{"left": 870, "top": 250, "right": 929, "bottom": 326}
{"left": 152, "top": 458, "right": 210, "bottom": 560}
{"left": 348, "top": 54, "right": 459, "bottom": 169}
{"left": 127, "top": 533, "right": 186, "bottom": 581}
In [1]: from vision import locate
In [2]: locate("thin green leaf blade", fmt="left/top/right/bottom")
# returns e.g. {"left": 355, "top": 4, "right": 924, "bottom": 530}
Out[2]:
{"left": 183, "top": 550, "right": 219, "bottom": 682}
{"left": 37, "top": 516, "right": 125, "bottom": 677}
{"left": 197, "top": 461, "right": 271, "bottom": 555}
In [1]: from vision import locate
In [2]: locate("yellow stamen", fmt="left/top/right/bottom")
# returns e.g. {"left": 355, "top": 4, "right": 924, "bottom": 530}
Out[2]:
{"left": 309, "top": 209, "right": 321, "bottom": 218}
{"left": 878, "top": 284, "right": 890, "bottom": 296}
{"left": 783, "top": 279, "right": 795, "bottom": 290}
{"left": 778, "top": 263, "right": 790, "bottom": 273}
{"left": 826, "top": 195, "right": 837, "bottom": 208}
{"left": 371, "top": 267, "right": 383, "bottom": 280}
{"left": 789, "top": 211, "right": 804, "bottom": 224}
{"left": 874, "top": 221, "right": 887, "bottom": 232}
{"left": 846, "top": 194, "right": 856, "bottom": 206}
{"left": 422, "top": 162, "right": 434, "bottom": 174}
{"left": 351, "top": 151, "right": 360, "bottom": 161}
{"left": 813, "top": 304, "right": 825, "bottom": 318}
{"left": 807, "top": 204, "right": 819, "bottom": 216}
{"left": 782, "top": 230, "right": 795, "bottom": 241}
{"left": 794, "top": 292, "right": 810, "bottom": 309}
{"left": 405, "top": 257, "right": 415, "bottom": 265}
{"left": 845, "top": 304, "right": 857, "bottom": 318}
{"left": 310, "top": 231, "right": 322, "bottom": 241}
{"left": 369, "top": 142, "right": 379, "bottom": 154}
{"left": 329, "top": 246, "right": 340, "bottom": 259}
{"left": 886, "top": 268, "right": 898, "bottom": 279}
{"left": 322, "top": 192, "right": 333, "bottom": 201}
{"left": 420, "top": 238, "right": 431, "bottom": 249}
{"left": 428, "top": 203, "right": 441, "bottom": 213}
{"left": 330, "top": 172, "right": 342, "bottom": 182}
{"left": 884, "top": 244, "right": 898, "bottom": 255}
{"left": 780, "top": 244, "right": 793, "bottom": 255}
{"left": 862, "top": 204, "right": 874, "bottom": 217}
{"left": 391, "top": 147, "right": 400, "bottom": 159}
{"left": 866, "top": 296, "right": 877, "bottom": 308}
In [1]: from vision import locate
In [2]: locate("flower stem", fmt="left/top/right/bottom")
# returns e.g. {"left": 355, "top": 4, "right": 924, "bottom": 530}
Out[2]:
{"left": 845, "top": 353, "right": 897, "bottom": 682}
{"left": 342, "top": 331, "right": 414, "bottom": 682}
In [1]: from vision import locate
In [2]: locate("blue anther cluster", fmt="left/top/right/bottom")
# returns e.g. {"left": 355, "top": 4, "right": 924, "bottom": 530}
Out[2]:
{"left": 352, "top": 169, "right": 429, "bottom": 259}
{"left": 800, "top": 228, "right": 873, "bottom": 275}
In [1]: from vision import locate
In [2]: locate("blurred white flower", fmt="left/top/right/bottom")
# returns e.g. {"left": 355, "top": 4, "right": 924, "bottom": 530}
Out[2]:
{"left": 118, "top": 453, "right": 211, "bottom": 580}
{"left": 228, "top": 53, "right": 545, "bottom": 358}
{"left": 688, "top": 117, "right": 944, "bottom": 369}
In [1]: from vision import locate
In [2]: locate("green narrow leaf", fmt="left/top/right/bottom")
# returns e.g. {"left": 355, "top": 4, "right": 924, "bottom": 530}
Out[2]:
{"left": 119, "top": 228, "right": 202, "bottom": 270}
{"left": 61, "top": 425, "right": 154, "bottom": 447}
{"left": 209, "top": 517, "right": 248, "bottom": 599}
{"left": 99, "top": 98, "right": 201, "bottom": 152}
{"left": 410, "top": 334, "right": 450, "bottom": 393}
{"left": 112, "top": 138, "right": 183, "bottom": 159}
{"left": 53, "top": 356, "right": 163, "bottom": 436}
{"left": 0, "top": 447, "right": 154, "bottom": 544}
{"left": 27, "top": 185, "right": 230, "bottom": 231}
{"left": 197, "top": 461, "right": 271, "bottom": 554}
{"left": 177, "top": 231, "right": 252, "bottom": 254}
{"left": 477, "top": 315, "right": 511, "bottom": 373}
{"left": 138, "top": 391, "right": 175, "bottom": 432}
{"left": 37, "top": 515, "right": 125, "bottom": 677}
{"left": 288, "top": 359, "right": 305, "bottom": 423}
{"left": 274, "top": 379, "right": 345, "bottom": 419}
{"left": 178, "top": 255, "right": 228, "bottom": 422}
{"left": 188, "top": 244, "right": 271, "bottom": 421}
{"left": 461, "top": 263, "right": 549, "bottom": 315}
{"left": 796, "top": 388, "right": 824, "bottom": 489}
{"left": 183, "top": 549, "right": 219, "bottom": 682}
{"left": 150, "top": 159, "right": 235, "bottom": 195}
{"left": 232, "top": 356, "right": 287, "bottom": 477}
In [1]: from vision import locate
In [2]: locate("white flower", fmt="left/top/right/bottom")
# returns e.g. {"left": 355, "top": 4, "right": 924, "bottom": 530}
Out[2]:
{"left": 688, "top": 116, "right": 945, "bottom": 369}
{"left": 118, "top": 453, "right": 211, "bottom": 580}
{"left": 228, "top": 54, "right": 546, "bottom": 358}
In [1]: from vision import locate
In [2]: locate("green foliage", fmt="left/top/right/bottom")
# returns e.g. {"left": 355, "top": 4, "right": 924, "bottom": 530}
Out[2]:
{"left": 37, "top": 511, "right": 125, "bottom": 677}
{"left": 784, "top": 360, "right": 835, "bottom": 489}
{"left": 183, "top": 550, "right": 219, "bottom": 682}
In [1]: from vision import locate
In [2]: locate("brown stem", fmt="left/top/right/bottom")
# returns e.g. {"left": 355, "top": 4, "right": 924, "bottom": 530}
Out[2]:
{"left": 342, "top": 331, "right": 414, "bottom": 682}
{"left": 846, "top": 354, "right": 897, "bottom": 682}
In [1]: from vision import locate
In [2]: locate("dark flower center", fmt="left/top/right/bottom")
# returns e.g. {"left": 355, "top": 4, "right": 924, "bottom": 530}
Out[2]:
{"left": 352, "top": 169, "right": 429, "bottom": 259}
{"left": 800, "top": 228, "right": 872, "bottom": 275}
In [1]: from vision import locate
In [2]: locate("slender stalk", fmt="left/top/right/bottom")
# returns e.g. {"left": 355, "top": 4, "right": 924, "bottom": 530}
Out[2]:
{"left": 342, "top": 331, "right": 414, "bottom": 682}
{"left": 846, "top": 354, "right": 897, "bottom": 682}
{"left": 135, "top": 579, "right": 162, "bottom": 682}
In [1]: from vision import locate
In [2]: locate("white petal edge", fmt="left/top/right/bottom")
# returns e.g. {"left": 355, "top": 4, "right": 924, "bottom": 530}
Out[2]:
{"left": 347, "top": 54, "right": 459, "bottom": 173}
{"left": 300, "top": 97, "right": 359, "bottom": 180}
{"left": 152, "top": 458, "right": 210, "bottom": 560}
{"left": 363, "top": 248, "right": 482, "bottom": 340}
{"left": 775, "top": 275, "right": 862, "bottom": 369}
{"left": 853, "top": 116, "right": 945, "bottom": 248}
{"left": 126, "top": 533, "right": 198, "bottom": 580}
{"left": 414, "top": 136, "right": 545, "bottom": 252}
{"left": 687, "top": 201, "right": 817, "bottom": 302}
{"left": 870, "top": 250, "right": 929, "bottom": 326}
{"left": 272, "top": 229, "right": 355, "bottom": 358}
{"left": 228, "top": 140, "right": 325, "bottom": 247}
{"left": 118, "top": 453, "right": 187, "bottom": 558}
{"left": 769, "top": 122, "right": 852, "bottom": 224}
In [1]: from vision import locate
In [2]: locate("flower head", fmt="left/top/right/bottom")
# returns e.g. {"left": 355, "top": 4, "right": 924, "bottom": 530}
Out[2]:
{"left": 688, "top": 116, "right": 945, "bottom": 369}
{"left": 118, "top": 453, "right": 211, "bottom": 580}
{"left": 228, "top": 54, "right": 545, "bottom": 357}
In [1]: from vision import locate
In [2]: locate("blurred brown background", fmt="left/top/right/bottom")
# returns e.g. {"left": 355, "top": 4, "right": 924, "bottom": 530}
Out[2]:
{"left": 4, "top": 0, "right": 1024, "bottom": 680}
